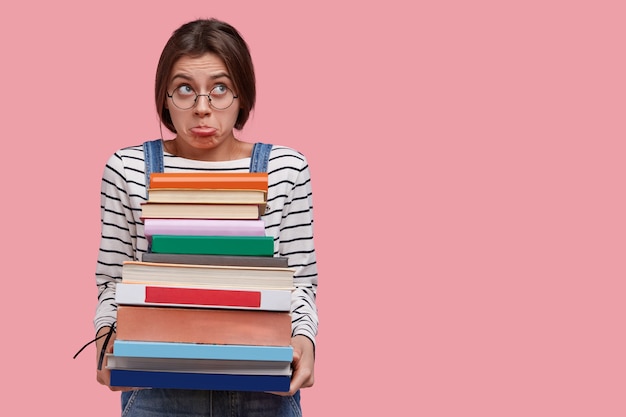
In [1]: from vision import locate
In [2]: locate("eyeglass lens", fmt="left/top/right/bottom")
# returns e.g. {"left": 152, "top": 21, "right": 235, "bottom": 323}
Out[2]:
{"left": 170, "top": 85, "right": 236, "bottom": 110}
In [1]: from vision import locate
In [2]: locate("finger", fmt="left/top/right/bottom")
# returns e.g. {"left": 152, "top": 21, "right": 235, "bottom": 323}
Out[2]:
{"left": 266, "top": 390, "right": 291, "bottom": 397}
{"left": 110, "top": 386, "right": 139, "bottom": 392}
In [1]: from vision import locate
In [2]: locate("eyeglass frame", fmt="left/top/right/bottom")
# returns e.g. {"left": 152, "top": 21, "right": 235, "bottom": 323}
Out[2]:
{"left": 166, "top": 85, "right": 239, "bottom": 110}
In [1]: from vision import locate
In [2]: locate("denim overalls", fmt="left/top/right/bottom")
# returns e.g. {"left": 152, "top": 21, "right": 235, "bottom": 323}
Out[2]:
{"left": 121, "top": 139, "right": 302, "bottom": 417}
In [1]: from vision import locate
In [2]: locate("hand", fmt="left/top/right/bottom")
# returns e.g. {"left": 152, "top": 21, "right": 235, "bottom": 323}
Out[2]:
{"left": 271, "top": 335, "right": 315, "bottom": 396}
{"left": 95, "top": 327, "right": 134, "bottom": 392}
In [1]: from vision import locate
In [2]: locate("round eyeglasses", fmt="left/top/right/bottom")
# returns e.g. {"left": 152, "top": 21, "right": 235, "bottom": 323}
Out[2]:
{"left": 167, "top": 85, "right": 238, "bottom": 110}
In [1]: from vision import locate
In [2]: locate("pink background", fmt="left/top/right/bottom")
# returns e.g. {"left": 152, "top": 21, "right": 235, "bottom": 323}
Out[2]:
{"left": 2, "top": 0, "right": 625, "bottom": 415}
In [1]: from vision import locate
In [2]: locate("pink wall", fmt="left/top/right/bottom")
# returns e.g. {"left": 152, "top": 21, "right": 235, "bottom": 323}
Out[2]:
{"left": 2, "top": 1, "right": 625, "bottom": 415}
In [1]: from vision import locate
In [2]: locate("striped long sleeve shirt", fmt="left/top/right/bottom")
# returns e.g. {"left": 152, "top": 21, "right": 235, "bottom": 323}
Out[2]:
{"left": 94, "top": 141, "right": 319, "bottom": 346}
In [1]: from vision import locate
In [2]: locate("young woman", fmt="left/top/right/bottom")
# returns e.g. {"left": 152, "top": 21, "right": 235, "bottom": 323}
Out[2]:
{"left": 93, "top": 18, "right": 318, "bottom": 416}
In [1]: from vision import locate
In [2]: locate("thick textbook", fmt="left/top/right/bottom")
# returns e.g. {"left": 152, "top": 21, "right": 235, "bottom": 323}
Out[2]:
{"left": 141, "top": 252, "right": 290, "bottom": 268}
{"left": 115, "top": 282, "right": 292, "bottom": 311}
{"left": 116, "top": 305, "right": 293, "bottom": 346}
{"left": 150, "top": 235, "right": 275, "bottom": 257}
{"left": 140, "top": 202, "right": 264, "bottom": 220}
{"left": 122, "top": 261, "right": 294, "bottom": 290}
{"left": 109, "top": 369, "right": 290, "bottom": 392}
{"left": 106, "top": 354, "right": 291, "bottom": 375}
{"left": 112, "top": 340, "right": 294, "bottom": 361}
{"left": 143, "top": 218, "right": 266, "bottom": 238}
{"left": 149, "top": 172, "right": 269, "bottom": 191}
{"left": 146, "top": 188, "right": 267, "bottom": 204}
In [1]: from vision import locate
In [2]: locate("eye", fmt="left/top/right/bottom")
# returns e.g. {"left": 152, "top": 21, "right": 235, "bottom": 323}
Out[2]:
{"left": 175, "top": 84, "right": 195, "bottom": 96}
{"left": 211, "top": 84, "right": 228, "bottom": 96}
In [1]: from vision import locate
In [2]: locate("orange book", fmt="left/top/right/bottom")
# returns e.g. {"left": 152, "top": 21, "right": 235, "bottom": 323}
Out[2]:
{"left": 149, "top": 172, "right": 268, "bottom": 191}
{"left": 116, "top": 305, "right": 292, "bottom": 347}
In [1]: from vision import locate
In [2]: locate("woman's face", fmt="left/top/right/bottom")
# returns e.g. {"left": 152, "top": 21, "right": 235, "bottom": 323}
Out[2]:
{"left": 166, "top": 53, "right": 240, "bottom": 153}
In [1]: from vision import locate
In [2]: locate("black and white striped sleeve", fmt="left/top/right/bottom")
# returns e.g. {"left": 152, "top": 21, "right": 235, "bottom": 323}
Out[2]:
{"left": 93, "top": 151, "right": 143, "bottom": 332}
{"left": 265, "top": 148, "right": 319, "bottom": 346}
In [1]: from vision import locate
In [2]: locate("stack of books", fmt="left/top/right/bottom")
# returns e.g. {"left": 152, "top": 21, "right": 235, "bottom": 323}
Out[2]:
{"left": 108, "top": 172, "right": 295, "bottom": 392}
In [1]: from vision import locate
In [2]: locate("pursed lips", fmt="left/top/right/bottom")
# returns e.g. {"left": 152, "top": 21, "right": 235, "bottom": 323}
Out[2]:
{"left": 190, "top": 126, "right": 217, "bottom": 136}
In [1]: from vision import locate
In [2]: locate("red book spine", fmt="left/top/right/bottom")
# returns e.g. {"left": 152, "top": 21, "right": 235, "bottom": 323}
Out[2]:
{"left": 145, "top": 286, "right": 262, "bottom": 308}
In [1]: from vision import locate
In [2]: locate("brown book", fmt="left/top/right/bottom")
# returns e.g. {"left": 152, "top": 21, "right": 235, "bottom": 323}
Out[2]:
{"left": 116, "top": 305, "right": 292, "bottom": 347}
{"left": 147, "top": 188, "right": 267, "bottom": 204}
{"left": 140, "top": 202, "right": 265, "bottom": 220}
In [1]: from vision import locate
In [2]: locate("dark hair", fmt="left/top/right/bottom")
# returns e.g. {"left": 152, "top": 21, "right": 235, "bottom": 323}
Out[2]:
{"left": 155, "top": 18, "right": 256, "bottom": 132}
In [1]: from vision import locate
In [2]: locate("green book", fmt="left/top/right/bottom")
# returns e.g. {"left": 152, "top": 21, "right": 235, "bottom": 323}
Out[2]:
{"left": 150, "top": 235, "right": 275, "bottom": 257}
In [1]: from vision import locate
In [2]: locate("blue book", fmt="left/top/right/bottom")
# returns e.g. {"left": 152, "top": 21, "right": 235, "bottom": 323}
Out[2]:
{"left": 110, "top": 369, "right": 290, "bottom": 392}
{"left": 113, "top": 340, "right": 294, "bottom": 362}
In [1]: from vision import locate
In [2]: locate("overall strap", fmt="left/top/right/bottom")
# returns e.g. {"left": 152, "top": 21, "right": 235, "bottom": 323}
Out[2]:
{"left": 143, "top": 140, "right": 270, "bottom": 185}
{"left": 143, "top": 139, "right": 164, "bottom": 198}
{"left": 249, "top": 142, "right": 273, "bottom": 173}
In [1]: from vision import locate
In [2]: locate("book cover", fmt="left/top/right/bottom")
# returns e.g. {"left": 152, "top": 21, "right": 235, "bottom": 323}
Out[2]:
{"left": 149, "top": 172, "right": 268, "bottom": 191}
{"left": 112, "top": 340, "right": 294, "bottom": 361}
{"left": 141, "top": 252, "right": 290, "bottom": 268}
{"left": 116, "top": 305, "right": 293, "bottom": 346}
{"left": 146, "top": 188, "right": 267, "bottom": 204}
{"left": 150, "top": 235, "right": 275, "bottom": 257}
{"left": 143, "top": 218, "right": 267, "bottom": 238}
{"left": 106, "top": 354, "right": 292, "bottom": 376}
{"left": 109, "top": 369, "right": 290, "bottom": 392}
{"left": 122, "top": 261, "right": 294, "bottom": 289}
{"left": 115, "top": 282, "right": 292, "bottom": 311}
{"left": 140, "top": 202, "right": 265, "bottom": 220}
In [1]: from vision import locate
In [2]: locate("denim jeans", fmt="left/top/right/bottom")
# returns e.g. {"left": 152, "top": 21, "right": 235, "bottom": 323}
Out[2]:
{"left": 121, "top": 389, "right": 302, "bottom": 417}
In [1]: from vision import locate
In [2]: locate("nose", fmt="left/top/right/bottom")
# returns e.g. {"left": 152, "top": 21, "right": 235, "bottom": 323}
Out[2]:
{"left": 194, "top": 94, "right": 212, "bottom": 114}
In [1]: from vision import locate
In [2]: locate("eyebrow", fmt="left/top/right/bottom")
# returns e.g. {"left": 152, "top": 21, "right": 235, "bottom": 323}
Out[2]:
{"left": 170, "top": 72, "right": 232, "bottom": 83}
